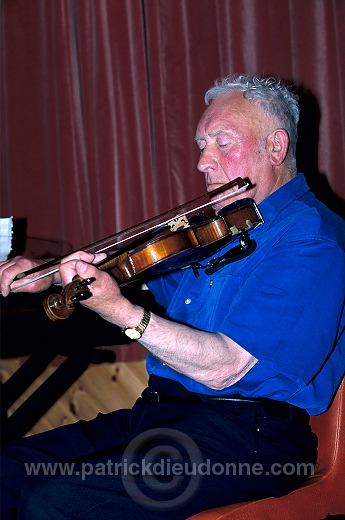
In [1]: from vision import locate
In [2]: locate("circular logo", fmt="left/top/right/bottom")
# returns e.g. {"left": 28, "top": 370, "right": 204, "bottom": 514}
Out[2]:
{"left": 121, "top": 428, "right": 204, "bottom": 511}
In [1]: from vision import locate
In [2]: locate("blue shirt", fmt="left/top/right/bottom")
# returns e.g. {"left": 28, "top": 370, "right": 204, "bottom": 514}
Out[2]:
{"left": 147, "top": 174, "right": 345, "bottom": 415}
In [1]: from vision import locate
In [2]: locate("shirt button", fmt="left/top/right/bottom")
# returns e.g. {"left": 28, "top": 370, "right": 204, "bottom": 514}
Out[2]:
{"left": 184, "top": 298, "right": 192, "bottom": 304}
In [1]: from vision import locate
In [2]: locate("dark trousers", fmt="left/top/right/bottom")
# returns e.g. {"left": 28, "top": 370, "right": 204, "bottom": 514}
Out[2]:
{"left": 1, "top": 376, "right": 317, "bottom": 519}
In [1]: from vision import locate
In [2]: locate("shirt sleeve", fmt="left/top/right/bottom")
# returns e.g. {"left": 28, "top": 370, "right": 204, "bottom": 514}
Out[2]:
{"left": 220, "top": 236, "right": 345, "bottom": 386}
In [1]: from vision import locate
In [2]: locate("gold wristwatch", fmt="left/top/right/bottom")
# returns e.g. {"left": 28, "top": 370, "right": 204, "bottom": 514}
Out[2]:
{"left": 122, "top": 309, "right": 151, "bottom": 340}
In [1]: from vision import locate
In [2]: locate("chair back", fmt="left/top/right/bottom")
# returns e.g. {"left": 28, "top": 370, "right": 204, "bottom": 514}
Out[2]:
{"left": 308, "top": 378, "right": 345, "bottom": 479}
{"left": 187, "top": 377, "right": 345, "bottom": 519}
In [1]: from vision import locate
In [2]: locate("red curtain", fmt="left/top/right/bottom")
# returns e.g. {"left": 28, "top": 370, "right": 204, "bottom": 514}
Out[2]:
{"left": 1, "top": 0, "right": 345, "bottom": 254}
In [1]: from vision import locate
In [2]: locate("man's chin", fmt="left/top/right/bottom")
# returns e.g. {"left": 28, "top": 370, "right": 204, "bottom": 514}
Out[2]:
{"left": 211, "top": 191, "right": 248, "bottom": 213}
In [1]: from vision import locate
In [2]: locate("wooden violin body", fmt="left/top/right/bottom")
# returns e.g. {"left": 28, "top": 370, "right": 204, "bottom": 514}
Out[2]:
{"left": 44, "top": 197, "right": 263, "bottom": 321}
{"left": 100, "top": 197, "right": 262, "bottom": 282}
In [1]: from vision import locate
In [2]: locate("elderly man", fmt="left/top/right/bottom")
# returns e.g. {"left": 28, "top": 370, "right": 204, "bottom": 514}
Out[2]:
{"left": 1, "top": 75, "right": 344, "bottom": 519}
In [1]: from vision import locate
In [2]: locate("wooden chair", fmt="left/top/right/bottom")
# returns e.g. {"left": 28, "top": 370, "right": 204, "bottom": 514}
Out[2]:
{"left": 188, "top": 379, "right": 345, "bottom": 520}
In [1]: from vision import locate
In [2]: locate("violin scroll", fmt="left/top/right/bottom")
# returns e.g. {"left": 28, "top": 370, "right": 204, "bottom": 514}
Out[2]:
{"left": 43, "top": 276, "right": 95, "bottom": 321}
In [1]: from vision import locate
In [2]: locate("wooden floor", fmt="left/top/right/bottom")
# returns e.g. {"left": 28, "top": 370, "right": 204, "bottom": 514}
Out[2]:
{"left": 0, "top": 357, "right": 148, "bottom": 436}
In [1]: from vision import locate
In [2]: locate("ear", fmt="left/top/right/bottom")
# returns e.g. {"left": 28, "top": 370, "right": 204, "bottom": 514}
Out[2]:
{"left": 266, "top": 129, "right": 290, "bottom": 166}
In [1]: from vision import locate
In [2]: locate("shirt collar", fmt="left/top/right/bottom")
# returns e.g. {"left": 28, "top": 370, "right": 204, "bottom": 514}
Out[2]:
{"left": 258, "top": 173, "right": 310, "bottom": 221}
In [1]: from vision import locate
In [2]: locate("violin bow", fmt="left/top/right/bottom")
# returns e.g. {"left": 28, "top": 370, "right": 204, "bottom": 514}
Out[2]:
{"left": 9, "top": 177, "right": 249, "bottom": 291}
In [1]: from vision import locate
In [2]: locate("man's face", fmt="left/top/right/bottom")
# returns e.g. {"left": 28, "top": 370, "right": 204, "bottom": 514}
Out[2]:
{"left": 195, "top": 91, "right": 282, "bottom": 210}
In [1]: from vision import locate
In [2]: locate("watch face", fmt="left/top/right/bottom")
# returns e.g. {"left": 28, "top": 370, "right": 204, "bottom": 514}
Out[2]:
{"left": 124, "top": 328, "right": 141, "bottom": 340}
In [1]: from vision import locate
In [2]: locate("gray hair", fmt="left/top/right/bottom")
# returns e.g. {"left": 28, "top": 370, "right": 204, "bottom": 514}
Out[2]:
{"left": 205, "top": 74, "right": 299, "bottom": 164}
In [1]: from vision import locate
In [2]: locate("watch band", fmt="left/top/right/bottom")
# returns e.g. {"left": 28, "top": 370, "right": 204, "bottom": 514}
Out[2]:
{"left": 122, "top": 309, "right": 151, "bottom": 339}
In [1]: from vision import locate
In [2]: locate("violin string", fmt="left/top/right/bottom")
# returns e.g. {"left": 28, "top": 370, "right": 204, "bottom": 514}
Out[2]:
{"left": 12, "top": 177, "right": 247, "bottom": 283}
{"left": 61, "top": 179, "right": 246, "bottom": 257}
{"left": 8, "top": 182, "right": 249, "bottom": 292}
{"left": 94, "top": 183, "right": 249, "bottom": 254}
{"left": 81, "top": 182, "right": 248, "bottom": 255}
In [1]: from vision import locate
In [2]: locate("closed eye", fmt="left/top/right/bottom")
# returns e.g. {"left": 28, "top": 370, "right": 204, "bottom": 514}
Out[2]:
{"left": 218, "top": 142, "right": 231, "bottom": 150}
{"left": 195, "top": 138, "right": 206, "bottom": 154}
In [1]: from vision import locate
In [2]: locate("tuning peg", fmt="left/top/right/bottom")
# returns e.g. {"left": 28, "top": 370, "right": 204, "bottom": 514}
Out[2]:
{"left": 69, "top": 290, "right": 92, "bottom": 303}
{"left": 73, "top": 277, "right": 96, "bottom": 291}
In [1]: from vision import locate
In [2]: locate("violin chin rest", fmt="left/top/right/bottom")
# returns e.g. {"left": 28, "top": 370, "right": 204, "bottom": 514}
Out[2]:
{"left": 204, "top": 235, "right": 257, "bottom": 275}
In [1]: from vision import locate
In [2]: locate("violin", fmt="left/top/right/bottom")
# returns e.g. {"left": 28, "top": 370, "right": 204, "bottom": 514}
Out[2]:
{"left": 12, "top": 178, "right": 264, "bottom": 321}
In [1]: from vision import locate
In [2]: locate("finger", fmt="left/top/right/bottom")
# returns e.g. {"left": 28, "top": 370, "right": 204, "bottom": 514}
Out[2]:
{"left": 59, "top": 258, "right": 79, "bottom": 285}
{"left": 0, "top": 266, "right": 12, "bottom": 296}
{"left": 75, "top": 259, "right": 100, "bottom": 280}
{"left": 91, "top": 253, "right": 107, "bottom": 264}
{"left": 59, "top": 252, "right": 97, "bottom": 285}
{"left": 59, "top": 258, "right": 99, "bottom": 286}
{"left": 72, "top": 261, "right": 122, "bottom": 313}
{"left": 60, "top": 251, "right": 107, "bottom": 268}
{"left": 60, "top": 251, "right": 96, "bottom": 265}
{"left": 74, "top": 261, "right": 119, "bottom": 298}
{"left": 0, "top": 259, "right": 31, "bottom": 296}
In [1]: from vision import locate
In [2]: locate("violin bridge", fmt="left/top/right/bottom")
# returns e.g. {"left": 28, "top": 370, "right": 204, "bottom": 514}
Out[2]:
{"left": 167, "top": 215, "right": 190, "bottom": 232}
{"left": 230, "top": 225, "right": 240, "bottom": 235}
{"left": 245, "top": 219, "right": 255, "bottom": 230}
{"left": 230, "top": 219, "right": 257, "bottom": 235}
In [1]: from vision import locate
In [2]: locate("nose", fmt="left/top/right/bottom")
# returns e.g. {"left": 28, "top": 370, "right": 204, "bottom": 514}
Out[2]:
{"left": 197, "top": 146, "right": 217, "bottom": 174}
